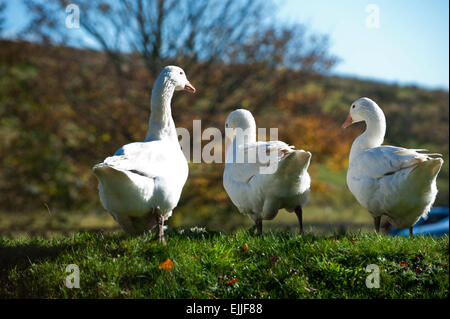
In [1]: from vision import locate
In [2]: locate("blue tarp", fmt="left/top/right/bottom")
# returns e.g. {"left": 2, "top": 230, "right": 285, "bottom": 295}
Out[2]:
{"left": 389, "top": 207, "right": 449, "bottom": 237}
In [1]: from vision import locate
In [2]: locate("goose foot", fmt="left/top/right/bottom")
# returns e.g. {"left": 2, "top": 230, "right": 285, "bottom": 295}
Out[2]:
{"left": 409, "top": 227, "right": 413, "bottom": 237}
{"left": 255, "top": 219, "right": 263, "bottom": 235}
{"left": 373, "top": 216, "right": 381, "bottom": 234}
{"left": 157, "top": 214, "right": 165, "bottom": 243}
{"left": 295, "top": 205, "right": 303, "bottom": 234}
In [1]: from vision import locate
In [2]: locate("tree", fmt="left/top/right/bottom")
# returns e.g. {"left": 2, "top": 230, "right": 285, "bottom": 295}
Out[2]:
{"left": 22, "top": 0, "right": 337, "bottom": 75}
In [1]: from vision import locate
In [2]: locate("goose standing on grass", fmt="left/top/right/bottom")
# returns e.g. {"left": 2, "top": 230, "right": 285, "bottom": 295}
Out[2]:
{"left": 92, "top": 66, "right": 195, "bottom": 242}
{"left": 223, "top": 109, "right": 312, "bottom": 234}
{"left": 342, "top": 97, "right": 443, "bottom": 236}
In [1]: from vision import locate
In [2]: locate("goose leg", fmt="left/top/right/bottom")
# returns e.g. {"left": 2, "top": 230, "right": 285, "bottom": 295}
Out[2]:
{"left": 157, "top": 214, "right": 165, "bottom": 243}
{"left": 374, "top": 216, "right": 381, "bottom": 234}
{"left": 255, "top": 218, "right": 263, "bottom": 235}
{"left": 409, "top": 227, "right": 413, "bottom": 237}
{"left": 295, "top": 205, "right": 303, "bottom": 234}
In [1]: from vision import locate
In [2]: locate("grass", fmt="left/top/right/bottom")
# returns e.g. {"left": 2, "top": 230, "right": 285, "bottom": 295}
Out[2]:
{"left": 0, "top": 162, "right": 446, "bottom": 298}
{"left": 0, "top": 229, "right": 448, "bottom": 298}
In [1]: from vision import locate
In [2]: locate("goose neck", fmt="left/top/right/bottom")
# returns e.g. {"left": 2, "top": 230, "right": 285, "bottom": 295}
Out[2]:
{"left": 349, "top": 110, "right": 386, "bottom": 163}
{"left": 145, "top": 77, "right": 177, "bottom": 142}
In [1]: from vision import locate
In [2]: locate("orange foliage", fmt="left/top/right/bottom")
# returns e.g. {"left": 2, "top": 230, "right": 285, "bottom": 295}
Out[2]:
{"left": 275, "top": 114, "right": 355, "bottom": 170}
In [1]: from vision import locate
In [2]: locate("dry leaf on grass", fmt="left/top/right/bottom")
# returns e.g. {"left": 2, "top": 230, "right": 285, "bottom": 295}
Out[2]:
{"left": 158, "top": 258, "right": 173, "bottom": 271}
{"left": 226, "top": 278, "right": 239, "bottom": 285}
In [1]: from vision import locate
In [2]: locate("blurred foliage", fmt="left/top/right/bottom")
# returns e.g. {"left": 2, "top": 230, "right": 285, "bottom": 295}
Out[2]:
{"left": 0, "top": 39, "right": 448, "bottom": 225}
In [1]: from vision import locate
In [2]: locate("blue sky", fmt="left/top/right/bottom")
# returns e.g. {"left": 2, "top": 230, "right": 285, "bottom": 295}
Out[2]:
{"left": 278, "top": 0, "right": 449, "bottom": 89}
{"left": 3, "top": 0, "right": 449, "bottom": 90}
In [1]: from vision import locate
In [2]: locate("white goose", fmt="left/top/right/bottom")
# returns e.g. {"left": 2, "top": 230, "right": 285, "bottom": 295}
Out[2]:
{"left": 92, "top": 66, "right": 195, "bottom": 241}
{"left": 342, "top": 97, "right": 443, "bottom": 236}
{"left": 223, "top": 109, "right": 311, "bottom": 234}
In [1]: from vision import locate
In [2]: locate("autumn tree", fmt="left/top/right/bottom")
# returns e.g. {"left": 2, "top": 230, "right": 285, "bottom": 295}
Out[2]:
{"left": 22, "top": 0, "right": 337, "bottom": 76}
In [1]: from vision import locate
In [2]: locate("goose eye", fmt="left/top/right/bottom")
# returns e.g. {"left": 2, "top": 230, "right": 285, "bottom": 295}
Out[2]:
{"left": 352, "top": 105, "right": 355, "bottom": 109}
{"left": 180, "top": 72, "right": 183, "bottom": 75}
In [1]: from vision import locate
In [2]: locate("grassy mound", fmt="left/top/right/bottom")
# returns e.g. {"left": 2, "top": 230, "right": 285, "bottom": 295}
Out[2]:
{"left": 0, "top": 230, "right": 448, "bottom": 298}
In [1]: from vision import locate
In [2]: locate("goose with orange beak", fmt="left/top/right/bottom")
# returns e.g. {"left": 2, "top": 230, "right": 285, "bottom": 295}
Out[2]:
{"left": 342, "top": 97, "right": 443, "bottom": 236}
{"left": 93, "top": 66, "right": 195, "bottom": 242}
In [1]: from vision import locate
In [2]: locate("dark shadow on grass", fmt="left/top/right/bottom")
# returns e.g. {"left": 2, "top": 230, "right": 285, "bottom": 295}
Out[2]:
{"left": 0, "top": 242, "right": 85, "bottom": 295}
{"left": 0, "top": 231, "right": 133, "bottom": 272}
{"left": 0, "top": 243, "right": 80, "bottom": 273}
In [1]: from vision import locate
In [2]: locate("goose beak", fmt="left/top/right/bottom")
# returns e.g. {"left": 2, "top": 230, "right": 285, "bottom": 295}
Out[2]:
{"left": 184, "top": 81, "right": 196, "bottom": 93}
{"left": 342, "top": 113, "right": 353, "bottom": 129}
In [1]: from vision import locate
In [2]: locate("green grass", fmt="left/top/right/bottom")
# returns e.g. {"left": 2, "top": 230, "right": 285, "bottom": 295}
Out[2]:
{"left": 0, "top": 230, "right": 448, "bottom": 298}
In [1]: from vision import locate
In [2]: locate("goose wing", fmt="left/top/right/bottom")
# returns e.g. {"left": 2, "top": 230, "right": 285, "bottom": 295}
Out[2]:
{"left": 351, "top": 145, "right": 439, "bottom": 179}
{"left": 101, "top": 140, "right": 181, "bottom": 179}
{"left": 226, "top": 140, "right": 294, "bottom": 183}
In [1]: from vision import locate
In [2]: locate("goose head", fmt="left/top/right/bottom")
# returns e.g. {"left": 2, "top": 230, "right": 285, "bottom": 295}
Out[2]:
{"left": 224, "top": 109, "right": 256, "bottom": 152}
{"left": 225, "top": 109, "right": 256, "bottom": 131}
{"left": 342, "top": 97, "right": 386, "bottom": 161}
{"left": 159, "top": 65, "right": 196, "bottom": 93}
{"left": 342, "top": 97, "right": 381, "bottom": 128}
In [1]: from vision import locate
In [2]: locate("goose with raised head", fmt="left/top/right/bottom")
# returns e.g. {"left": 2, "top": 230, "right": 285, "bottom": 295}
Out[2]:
{"left": 223, "top": 109, "right": 312, "bottom": 234}
{"left": 92, "top": 66, "right": 195, "bottom": 242}
{"left": 342, "top": 97, "right": 443, "bottom": 236}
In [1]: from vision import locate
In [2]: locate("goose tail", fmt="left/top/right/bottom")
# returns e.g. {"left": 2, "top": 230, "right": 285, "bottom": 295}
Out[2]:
{"left": 92, "top": 163, "right": 156, "bottom": 214}
{"left": 275, "top": 150, "right": 311, "bottom": 180}
{"left": 92, "top": 163, "right": 130, "bottom": 181}
{"left": 409, "top": 158, "right": 443, "bottom": 187}
{"left": 408, "top": 158, "right": 443, "bottom": 219}
{"left": 92, "top": 163, "right": 140, "bottom": 195}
